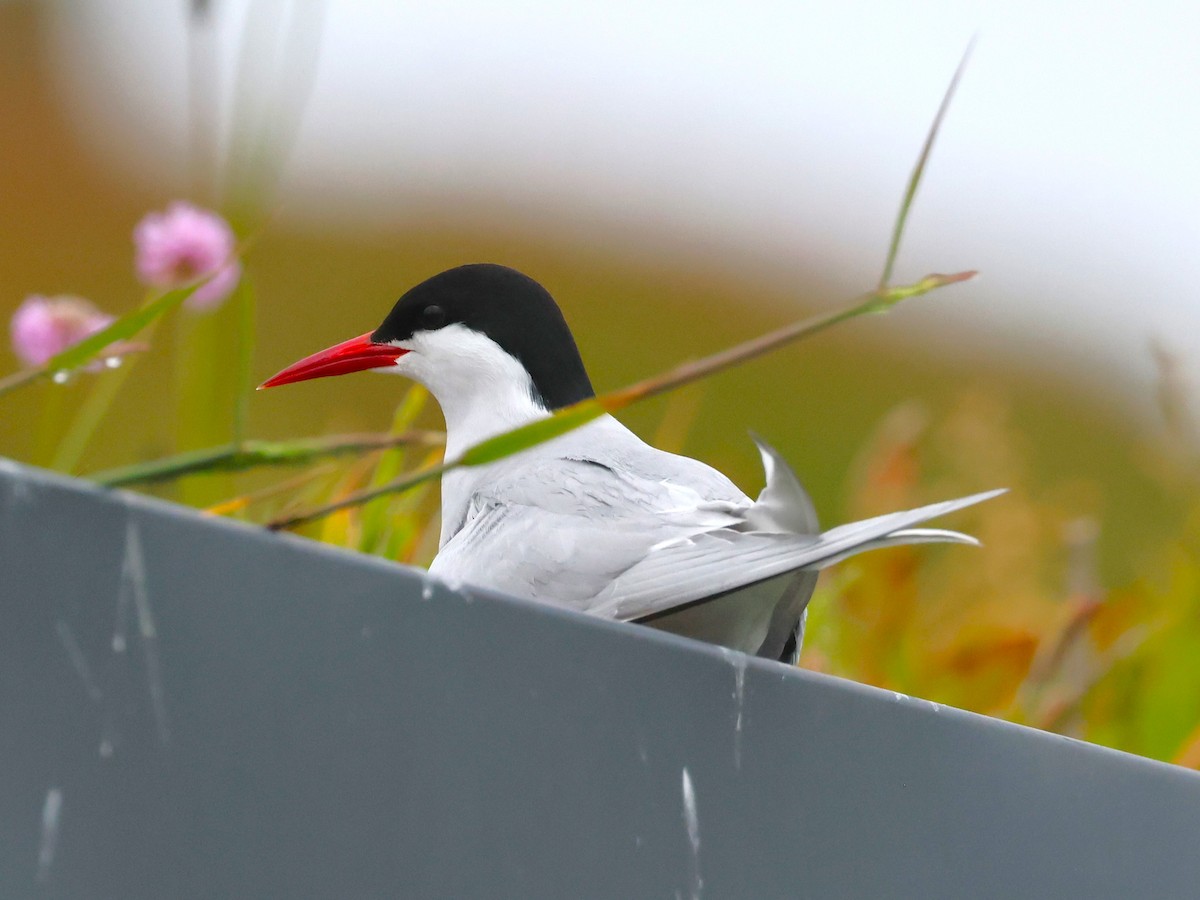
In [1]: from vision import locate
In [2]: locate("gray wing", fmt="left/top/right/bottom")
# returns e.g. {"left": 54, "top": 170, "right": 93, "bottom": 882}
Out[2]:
{"left": 587, "top": 490, "right": 1005, "bottom": 621}
{"left": 428, "top": 453, "right": 749, "bottom": 610}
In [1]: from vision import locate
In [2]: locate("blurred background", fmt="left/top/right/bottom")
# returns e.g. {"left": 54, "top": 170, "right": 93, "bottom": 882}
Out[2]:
{"left": 3, "top": 0, "right": 1200, "bottom": 764}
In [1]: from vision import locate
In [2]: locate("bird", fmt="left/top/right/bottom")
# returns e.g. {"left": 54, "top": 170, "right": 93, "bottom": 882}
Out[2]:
{"left": 260, "top": 263, "right": 1001, "bottom": 662}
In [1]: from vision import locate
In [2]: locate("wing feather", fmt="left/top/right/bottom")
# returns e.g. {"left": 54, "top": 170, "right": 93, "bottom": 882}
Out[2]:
{"left": 589, "top": 490, "right": 1004, "bottom": 620}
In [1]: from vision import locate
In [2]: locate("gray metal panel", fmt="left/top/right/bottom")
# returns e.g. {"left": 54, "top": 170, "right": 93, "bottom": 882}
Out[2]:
{"left": 1, "top": 458, "right": 1198, "bottom": 899}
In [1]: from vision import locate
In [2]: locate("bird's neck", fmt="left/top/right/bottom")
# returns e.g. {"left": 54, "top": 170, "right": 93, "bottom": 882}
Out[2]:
{"left": 439, "top": 382, "right": 549, "bottom": 461}
{"left": 435, "top": 383, "right": 549, "bottom": 549}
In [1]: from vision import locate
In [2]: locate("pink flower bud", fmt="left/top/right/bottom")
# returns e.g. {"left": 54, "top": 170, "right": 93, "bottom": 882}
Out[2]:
{"left": 10, "top": 295, "right": 115, "bottom": 368}
{"left": 133, "top": 202, "right": 241, "bottom": 311}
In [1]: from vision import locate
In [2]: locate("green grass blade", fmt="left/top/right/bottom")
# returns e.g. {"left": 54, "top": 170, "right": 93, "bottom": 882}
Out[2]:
{"left": 232, "top": 275, "right": 257, "bottom": 446}
{"left": 267, "top": 461, "right": 453, "bottom": 531}
{"left": 89, "top": 430, "right": 444, "bottom": 487}
{"left": 44, "top": 284, "right": 199, "bottom": 375}
{"left": 878, "top": 38, "right": 975, "bottom": 290}
{"left": 457, "top": 400, "right": 606, "bottom": 467}
{"left": 93, "top": 444, "right": 241, "bottom": 486}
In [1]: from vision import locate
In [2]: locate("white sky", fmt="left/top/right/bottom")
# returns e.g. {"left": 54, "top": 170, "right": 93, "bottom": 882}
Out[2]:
{"left": 44, "top": 0, "right": 1200, "bottom": 410}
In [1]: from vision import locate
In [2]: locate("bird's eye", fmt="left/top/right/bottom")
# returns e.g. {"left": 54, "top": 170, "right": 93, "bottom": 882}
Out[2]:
{"left": 419, "top": 304, "right": 446, "bottom": 330}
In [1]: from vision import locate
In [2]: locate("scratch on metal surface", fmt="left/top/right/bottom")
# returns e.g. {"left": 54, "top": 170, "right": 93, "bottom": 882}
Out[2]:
{"left": 420, "top": 579, "right": 435, "bottom": 601}
{"left": 57, "top": 618, "right": 123, "bottom": 758}
{"left": 112, "top": 552, "right": 132, "bottom": 654}
{"left": 681, "top": 768, "right": 702, "bottom": 900}
{"left": 121, "top": 519, "right": 171, "bottom": 745}
{"left": 98, "top": 719, "right": 118, "bottom": 759}
{"left": 719, "top": 648, "right": 748, "bottom": 770}
{"left": 36, "top": 787, "right": 63, "bottom": 884}
{"left": 55, "top": 621, "right": 103, "bottom": 704}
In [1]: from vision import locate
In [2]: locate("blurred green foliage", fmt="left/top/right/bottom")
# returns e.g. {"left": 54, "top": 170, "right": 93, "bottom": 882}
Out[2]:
{"left": 801, "top": 387, "right": 1200, "bottom": 766}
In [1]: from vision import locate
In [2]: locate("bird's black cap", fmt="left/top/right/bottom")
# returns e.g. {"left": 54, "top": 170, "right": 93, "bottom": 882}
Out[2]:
{"left": 372, "top": 264, "right": 595, "bottom": 411}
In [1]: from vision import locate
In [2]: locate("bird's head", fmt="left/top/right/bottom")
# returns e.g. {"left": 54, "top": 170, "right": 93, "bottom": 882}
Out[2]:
{"left": 259, "top": 264, "right": 595, "bottom": 413}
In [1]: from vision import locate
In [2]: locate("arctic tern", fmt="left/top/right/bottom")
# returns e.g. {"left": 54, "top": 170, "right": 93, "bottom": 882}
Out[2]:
{"left": 261, "top": 264, "right": 1000, "bottom": 662}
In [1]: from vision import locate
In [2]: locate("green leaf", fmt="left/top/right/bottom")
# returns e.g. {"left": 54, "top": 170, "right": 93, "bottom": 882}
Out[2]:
{"left": 458, "top": 400, "right": 605, "bottom": 467}
{"left": 44, "top": 283, "right": 200, "bottom": 375}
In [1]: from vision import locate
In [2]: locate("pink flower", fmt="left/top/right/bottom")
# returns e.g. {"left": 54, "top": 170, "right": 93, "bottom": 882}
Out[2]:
{"left": 10, "top": 295, "right": 115, "bottom": 368}
{"left": 133, "top": 202, "right": 241, "bottom": 311}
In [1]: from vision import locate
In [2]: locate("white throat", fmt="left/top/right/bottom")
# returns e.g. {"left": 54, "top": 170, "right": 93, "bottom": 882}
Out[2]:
{"left": 385, "top": 324, "right": 550, "bottom": 459}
